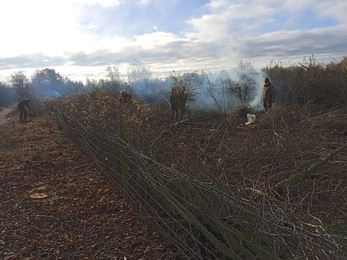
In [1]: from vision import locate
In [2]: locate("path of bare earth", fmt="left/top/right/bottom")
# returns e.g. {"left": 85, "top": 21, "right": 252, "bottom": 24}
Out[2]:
{"left": 0, "top": 111, "right": 182, "bottom": 259}
{"left": 0, "top": 106, "right": 15, "bottom": 125}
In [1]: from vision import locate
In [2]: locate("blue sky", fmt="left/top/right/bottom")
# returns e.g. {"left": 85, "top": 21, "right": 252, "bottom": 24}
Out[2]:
{"left": 0, "top": 0, "right": 346, "bottom": 82}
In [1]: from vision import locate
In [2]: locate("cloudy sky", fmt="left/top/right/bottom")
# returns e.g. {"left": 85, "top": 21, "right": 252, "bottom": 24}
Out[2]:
{"left": 0, "top": 0, "right": 346, "bottom": 82}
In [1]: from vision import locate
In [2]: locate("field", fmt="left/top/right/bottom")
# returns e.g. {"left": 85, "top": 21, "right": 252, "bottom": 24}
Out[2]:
{"left": 1, "top": 101, "right": 347, "bottom": 259}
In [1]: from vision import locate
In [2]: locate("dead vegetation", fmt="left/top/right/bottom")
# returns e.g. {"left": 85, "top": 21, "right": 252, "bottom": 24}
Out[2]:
{"left": 1, "top": 95, "right": 347, "bottom": 259}
{"left": 0, "top": 114, "right": 183, "bottom": 260}
{"left": 47, "top": 89, "right": 347, "bottom": 259}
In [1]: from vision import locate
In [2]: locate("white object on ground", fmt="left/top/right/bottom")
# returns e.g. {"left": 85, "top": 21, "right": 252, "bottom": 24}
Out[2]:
{"left": 247, "top": 114, "right": 256, "bottom": 124}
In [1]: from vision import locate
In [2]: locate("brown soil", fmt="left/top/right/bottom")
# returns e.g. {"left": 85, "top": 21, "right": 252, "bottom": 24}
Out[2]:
{"left": 0, "top": 110, "right": 182, "bottom": 259}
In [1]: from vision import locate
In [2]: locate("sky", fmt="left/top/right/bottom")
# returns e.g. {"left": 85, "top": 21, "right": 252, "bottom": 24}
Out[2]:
{"left": 0, "top": 0, "right": 346, "bottom": 83}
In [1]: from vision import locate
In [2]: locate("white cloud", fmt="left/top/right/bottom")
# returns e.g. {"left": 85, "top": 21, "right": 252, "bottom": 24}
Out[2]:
{"left": 137, "top": 0, "right": 151, "bottom": 7}
{"left": 134, "top": 31, "right": 184, "bottom": 49}
{"left": 311, "top": 1, "right": 347, "bottom": 22}
{"left": 0, "top": 1, "right": 81, "bottom": 55}
{"left": 0, "top": 0, "right": 346, "bottom": 83}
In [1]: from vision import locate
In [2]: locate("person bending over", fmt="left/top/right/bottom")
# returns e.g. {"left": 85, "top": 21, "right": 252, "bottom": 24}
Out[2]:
{"left": 18, "top": 98, "right": 30, "bottom": 121}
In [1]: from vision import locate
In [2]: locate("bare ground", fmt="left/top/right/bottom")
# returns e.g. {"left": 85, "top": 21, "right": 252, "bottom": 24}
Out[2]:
{"left": 0, "top": 109, "right": 183, "bottom": 260}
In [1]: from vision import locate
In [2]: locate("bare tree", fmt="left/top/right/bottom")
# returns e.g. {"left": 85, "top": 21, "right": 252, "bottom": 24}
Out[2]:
{"left": 127, "top": 59, "right": 152, "bottom": 84}
{"left": 169, "top": 71, "right": 199, "bottom": 120}
{"left": 227, "top": 74, "right": 256, "bottom": 104}
{"left": 31, "top": 68, "right": 69, "bottom": 97}
{"left": 227, "top": 60, "right": 257, "bottom": 105}
{"left": 9, "top": 71, "right": 31, "bottom": 99}
{"left": 202, "top": 69, "right": 227, "bottom": 116}
{"left": 105, "top": 64, "right": 123, "bottom": 93}
{"left": 0, "top": 81, "right": 7, "bottom": 106}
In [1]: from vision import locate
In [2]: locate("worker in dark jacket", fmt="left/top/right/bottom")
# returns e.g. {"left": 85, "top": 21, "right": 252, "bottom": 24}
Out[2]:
{"left": 119, "top": 90, "right": 132, "bottom": 104}
{"left": 18, "top": 98, "right": 30, "bottom": 121}
{"left": 263, "top": 78, "right": 275, "bottom": 111}
{"left": 169, "top": 89, "right": 179, "bottom": 121}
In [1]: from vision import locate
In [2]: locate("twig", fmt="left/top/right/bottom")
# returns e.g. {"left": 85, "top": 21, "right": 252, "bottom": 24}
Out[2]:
{"left": 273, "top": 142, "right": 347, "bottom": 191}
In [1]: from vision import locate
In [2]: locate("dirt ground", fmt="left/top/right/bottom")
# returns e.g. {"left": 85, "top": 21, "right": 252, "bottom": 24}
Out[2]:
{"left": 1, "top": 104, "right": 347, "bottom": 259}
{"left": 0, "top": 109, "right": 183, "bottom": 260}
{"left": 0, "top": 106, "right": 14, "bottom": 125}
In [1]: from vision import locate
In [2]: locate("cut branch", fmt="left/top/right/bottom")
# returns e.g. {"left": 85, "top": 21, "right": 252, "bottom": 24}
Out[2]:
{"left": 273, "top": 143, "right": 347, "bottom": 192}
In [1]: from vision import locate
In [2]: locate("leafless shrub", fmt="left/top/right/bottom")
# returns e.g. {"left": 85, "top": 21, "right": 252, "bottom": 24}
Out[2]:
{"left": 48, "top": 86, "right": 347, "bottom": 259}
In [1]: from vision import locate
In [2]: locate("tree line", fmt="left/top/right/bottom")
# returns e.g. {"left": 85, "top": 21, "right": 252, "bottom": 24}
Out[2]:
{"left": 1, "top": 55, "right": 346, "bottom": 111}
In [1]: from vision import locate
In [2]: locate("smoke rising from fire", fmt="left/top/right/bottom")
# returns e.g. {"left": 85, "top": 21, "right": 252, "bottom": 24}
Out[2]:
{"left": 129, "top": 67, "right": 268, "bottom": 112}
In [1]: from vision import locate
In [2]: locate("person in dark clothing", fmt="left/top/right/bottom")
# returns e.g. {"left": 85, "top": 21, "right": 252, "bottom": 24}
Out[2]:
{"left": 169, "top": 89, "right": 179, "bottom": 121}
{"left": 18, "top": 98, "right": 30, "bottom": 121}
{"left": 263, "top": 78, "right": 275, "bottom": 111}
{"left": 119, "top": 90, "right": 132, "bottom": 104}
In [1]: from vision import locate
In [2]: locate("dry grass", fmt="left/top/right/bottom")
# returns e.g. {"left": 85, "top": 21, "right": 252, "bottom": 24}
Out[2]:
{"left": 164, "top": 105, "right": 347, "bottom": 229}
